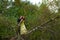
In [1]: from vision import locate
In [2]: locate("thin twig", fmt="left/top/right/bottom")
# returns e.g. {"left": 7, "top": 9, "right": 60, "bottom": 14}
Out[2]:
{"left": 27, "top": 16, "right": 60, "bottom": 34}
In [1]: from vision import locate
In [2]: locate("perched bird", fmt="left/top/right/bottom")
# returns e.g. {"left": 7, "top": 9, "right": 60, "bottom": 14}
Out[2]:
{"left": 17, "top": 16, "right": 28, "bottom": 35}
{"left": 10, "top": 16, "right": 27, "bottom": 40}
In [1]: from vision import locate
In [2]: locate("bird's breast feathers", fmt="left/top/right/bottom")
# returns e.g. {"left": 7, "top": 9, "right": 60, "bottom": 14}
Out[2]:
{"left": 20, "top": 21, "right": 27, "bottom": 35}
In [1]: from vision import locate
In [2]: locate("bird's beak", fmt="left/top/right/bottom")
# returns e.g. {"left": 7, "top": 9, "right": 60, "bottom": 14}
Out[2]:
{"left": 20, "top": 19, "right": 23, "bottom": 23}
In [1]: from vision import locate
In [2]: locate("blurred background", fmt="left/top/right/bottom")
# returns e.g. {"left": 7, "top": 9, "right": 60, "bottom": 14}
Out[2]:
{"left": 0, "top": 0, "right": 60, "bottom": 40}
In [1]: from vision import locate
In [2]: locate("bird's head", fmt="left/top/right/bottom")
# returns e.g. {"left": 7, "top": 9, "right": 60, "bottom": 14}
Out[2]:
{"left": 19, "top": 16, "right": 25, "bottom": 23}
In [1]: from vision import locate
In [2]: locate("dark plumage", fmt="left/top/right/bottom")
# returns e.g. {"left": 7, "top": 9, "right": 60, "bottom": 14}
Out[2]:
{"left": 17, "top": 18, "right": 21, "bottom": 24}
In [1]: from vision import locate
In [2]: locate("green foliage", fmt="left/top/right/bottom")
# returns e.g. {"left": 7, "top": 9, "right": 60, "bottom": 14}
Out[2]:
{"left": 0, "top": 15, "right": 16, "bottom": 38}
{"left": 0, "top": 0, "right": 60, "bottom": 40}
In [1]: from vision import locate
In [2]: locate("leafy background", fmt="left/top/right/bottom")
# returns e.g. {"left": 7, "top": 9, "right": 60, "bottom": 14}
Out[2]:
{"left": 0, "top": 0, "right": 60, "bottom": 40}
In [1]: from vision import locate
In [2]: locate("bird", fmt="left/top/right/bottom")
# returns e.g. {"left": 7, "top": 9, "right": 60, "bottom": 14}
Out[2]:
{"left": 10, "top": 16, "right": 27, "bottom": 40}
{"left": 14, "top": 16, "right": 28, "bottom": 40}
{"left": 20, "top": 16, "right": 28, "bottom": 35}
